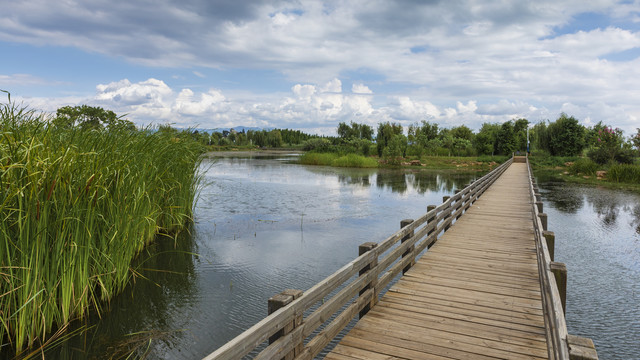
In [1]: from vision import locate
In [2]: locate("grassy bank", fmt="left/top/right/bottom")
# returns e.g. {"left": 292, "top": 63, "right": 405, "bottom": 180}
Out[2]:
{"left": 0, "top": 102, "right": 203, "bottom": 353}
{"left": 299, "top": 152, "right": 507, "bottom": 170}
{"left": 299, "top": 153, "right": 378, "bottom": 167}
{"left": 529, "top": 154, "right": 640, "bottom": 192}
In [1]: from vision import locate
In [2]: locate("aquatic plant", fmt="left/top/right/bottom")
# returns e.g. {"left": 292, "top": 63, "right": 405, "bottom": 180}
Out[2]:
{"left": 0, "top": 99, "right": 202, "bottom": 353}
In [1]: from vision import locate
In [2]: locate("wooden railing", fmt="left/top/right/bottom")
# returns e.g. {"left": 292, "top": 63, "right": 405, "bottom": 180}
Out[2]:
{"left": 526, "top": 157, "right": 571, "bottom": 360}
{"left": 203, "top": 158, "right": 513, "bottom": 360}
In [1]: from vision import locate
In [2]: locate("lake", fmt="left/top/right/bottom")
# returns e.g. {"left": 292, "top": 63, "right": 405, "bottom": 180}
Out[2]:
{"left": 45, "top": 154, "right": 638, "bottom": 359}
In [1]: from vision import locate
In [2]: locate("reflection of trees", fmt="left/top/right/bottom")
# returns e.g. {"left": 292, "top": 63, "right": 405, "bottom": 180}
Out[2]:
{"left": 338, "top": 174, "right": 371, "bottom": 187}
{"left": 630, "top": 203, "right": 640, "bottom": 235}
{"left": 376, "top": 171, "right": 407, "bottom": 193}
{"left": 375, "top": 170, "right": 477, "bottom": 195}
{"left": 543, "top": 184, "right": 584, "bottom": 214}
{"left": 52, "top": 228, "right": 198, "bottom": 358}
{"left": 585, "top": 190, "right": 619, "bottom": 228}
{"left": 406, "top": 173, "right": 440, "bottom": 194}
{"left": 407, "top": 171, "right": 477, "bottom": 194}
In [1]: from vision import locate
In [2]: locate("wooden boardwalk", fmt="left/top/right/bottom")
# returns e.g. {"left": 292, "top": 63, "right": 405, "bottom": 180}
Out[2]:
{"left": 327, "top": 162, "right": 549, "bottom": 360}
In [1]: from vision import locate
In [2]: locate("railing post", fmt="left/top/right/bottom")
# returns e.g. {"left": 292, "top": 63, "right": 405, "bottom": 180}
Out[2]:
{"left": 268, "top": 289, "right": 304, "bottom": 360}
{"left": 401, "top": 219, "right": 415, "bottom": 274}
{"left": 543, "top": 231, "right": 555, "bottom": 261}
{"left": 454, "top": 189, "right": 463, "bottom": 219}
{"left": 358, "top": 242, "right": 378, "bottom": 319}
{"left": 535, "top": 193, "right": 543, "bottom": 213}
{"left": 567, "top": 335, "right": 599, "bottom": 360}
{"left": 538, "top": 213, "right": 548, "bottom": 231}
{"left": 443, "top": 196, "right": 451, "bottom": 231}
{"left": 427, "top": 205, "right": 437, "bottom": 247}
{"left": 550, "top": 262, "right": 567, "bottom": 314}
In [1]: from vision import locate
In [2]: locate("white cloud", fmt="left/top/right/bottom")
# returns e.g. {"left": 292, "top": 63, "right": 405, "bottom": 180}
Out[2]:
{"left": 4, "top": 1, "right": 640, "bottom": 135}
{"left": 352, "top": 83, "right": 373, "bottom": 94}
{"left": 320, "top": 79, "right": 342, "bottom": 93}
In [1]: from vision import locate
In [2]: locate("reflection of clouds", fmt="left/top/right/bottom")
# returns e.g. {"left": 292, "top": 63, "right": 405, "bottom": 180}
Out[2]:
{"left": 542, "top": 182, "right": 640, "bottom": 359}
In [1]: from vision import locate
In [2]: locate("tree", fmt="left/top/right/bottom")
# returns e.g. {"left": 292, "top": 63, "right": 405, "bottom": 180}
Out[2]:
{"left": 54, "top": 105, "right": 134, "bottom": 131}
{"left": 587, "top": 125, "right": 628, "bottom": 164}
{"left": 530, "top": 121, "right": 550, "bottom": 153}
{"left": 633, "top": 128, "right": 640, "bottom": 154}
{"left": 337, "top": 122, "right": 374, "bottom": 140}
{"left": 473, "top": 123, "right": 500, "bottom": 155}
{"left": 376, "top": 122, "right": 403, "bottom": 156}
{"left": 513, "top": 118, "right": 529, "bottom": 152}
{"left": 496, "top": 121, "right": 516, "bottom": 155}
{"left": 547, "top": 114, "right": 585, "bottom": 156}
{"left": 450, "top": 125, "right": 474, "bottom": 142}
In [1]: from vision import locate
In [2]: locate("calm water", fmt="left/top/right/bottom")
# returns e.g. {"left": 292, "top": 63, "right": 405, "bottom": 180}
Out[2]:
{"left": 540, "top": 182, "right": 640, "bottom": 359}
{"left": 47, "top": 155, "right": 479, "bottom": 359}
{"left": 41, "top": 157, "right": 640, "bottom": 359}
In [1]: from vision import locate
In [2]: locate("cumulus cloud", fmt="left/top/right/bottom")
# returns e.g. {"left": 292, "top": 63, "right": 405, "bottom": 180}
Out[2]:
{"left": 352, "top": 83, "right": 373, "bottom": 94}
{"left": 4, "top": 1, "right": 640, "bottom": 134}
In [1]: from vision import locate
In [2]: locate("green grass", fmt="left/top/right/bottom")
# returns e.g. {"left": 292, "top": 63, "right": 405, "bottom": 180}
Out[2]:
{"left": 0, "top": 101, "right": 203, "bottom": 353}
{"left": 331, "top": 154, "right": 378, "bottom": 168}
{"left": 299, "top": 152, "right": 378, "bottom": 168}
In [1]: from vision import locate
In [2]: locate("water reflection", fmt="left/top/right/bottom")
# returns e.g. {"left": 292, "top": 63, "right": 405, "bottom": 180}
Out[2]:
{"left": 542, "top": 183, "right": 584, "bottom": 214}
{"left": 632, "top": 204, "right": 640, "bottom": 235}
{"left": 376, "top": 171, "right": 408, "bottom": 193}
{"left": 539, "top": 182, "right": 640, "bottom": 359}
{"left": 44, "top": 156, "right": 484, "bottom": 359}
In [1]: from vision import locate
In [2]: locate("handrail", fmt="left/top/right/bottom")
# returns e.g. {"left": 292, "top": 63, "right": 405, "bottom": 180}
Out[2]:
{"left": 526, "top": 157, "right": 570, "bottom": 360}
{"left": 203, "top": 157, "right": 513, "bottom": 360}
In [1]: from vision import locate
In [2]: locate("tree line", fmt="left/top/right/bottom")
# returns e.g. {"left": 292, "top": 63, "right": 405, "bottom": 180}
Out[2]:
{"left": 52, "top": 105, "right": 640, "bottom": 165}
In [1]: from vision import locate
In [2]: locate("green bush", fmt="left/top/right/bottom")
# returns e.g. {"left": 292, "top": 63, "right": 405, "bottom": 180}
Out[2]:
{"left": 302, "top": 138, "right": 332, "bottom": 152}
{"left": 569, "top": 158, "right": 598, "bottom": 175}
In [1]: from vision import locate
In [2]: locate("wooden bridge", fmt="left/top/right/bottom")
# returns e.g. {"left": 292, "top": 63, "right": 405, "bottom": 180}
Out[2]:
{"left": 204, "top": 157, "right": 598, "bottom": 360}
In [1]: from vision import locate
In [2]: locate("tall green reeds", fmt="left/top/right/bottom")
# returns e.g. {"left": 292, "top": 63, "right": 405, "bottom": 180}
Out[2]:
{"left": 607, "top": 163, "right": 640, "bottom": 183}
{"left": 0, "top": 100, "right": 202, "bottom": 353}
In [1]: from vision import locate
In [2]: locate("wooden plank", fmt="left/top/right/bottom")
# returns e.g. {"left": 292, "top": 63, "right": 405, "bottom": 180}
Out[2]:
{"left": 352, "top": 320, "right": 548, "bottom": 359}
{"left": 325, "top": 161, "right": 555, "bottom": 360}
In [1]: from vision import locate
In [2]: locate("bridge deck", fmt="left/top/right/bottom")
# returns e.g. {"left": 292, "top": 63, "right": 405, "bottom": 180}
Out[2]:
{"left": 327, "top": 162, "right": 548, "bottom": 360}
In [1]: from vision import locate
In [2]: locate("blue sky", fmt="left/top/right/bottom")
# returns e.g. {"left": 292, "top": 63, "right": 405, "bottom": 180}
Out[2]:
{"left": 1, "top": 0, "right": 640, "bottom": 135}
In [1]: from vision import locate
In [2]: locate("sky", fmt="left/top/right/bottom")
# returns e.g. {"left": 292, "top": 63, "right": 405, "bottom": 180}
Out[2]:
{"left": 2, "top": 0, "right": 640, "bottom": 136}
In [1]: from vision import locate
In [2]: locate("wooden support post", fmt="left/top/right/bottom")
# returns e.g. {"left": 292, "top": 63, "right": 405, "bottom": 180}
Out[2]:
{"left": 268, "top": 289, "right": 304, "bottom": 360}
{"left": 550, "top": 262, "right": 567, "bottom": 314}
{"left": 568, "top": 334, "right": 599, "bottom": 360}
{"left": 536, "top": 201, "right": 543, "bottom": 213}
{"left": 427, "top": 205, "right": 437, "bottom": 245}
{"left": 443, "top": 196, "right": 451, "bottom": 231}
{"left": 454, "top": 189, "right": 463, "bottom": 219}
{"left": 358, "top": 242, "right": 378, "bottom": 319}
{"left": 543, "top": 231, "right": 555, "bottom": 261}
{"left": 538, "top": 213, "right": 548, "bottom": 231}
{"left": 400, "top": 219, "right": 415, "bottom": 275}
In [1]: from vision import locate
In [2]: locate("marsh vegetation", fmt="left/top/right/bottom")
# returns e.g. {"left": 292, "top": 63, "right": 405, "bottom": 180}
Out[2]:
{"left": 0, "top": 96, "right": 202, "bottom": 354}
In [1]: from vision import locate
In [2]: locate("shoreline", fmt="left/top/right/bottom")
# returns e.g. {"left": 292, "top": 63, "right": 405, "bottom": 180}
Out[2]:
{"left": 206, "top": 149, "right": 303, "bottom": 157}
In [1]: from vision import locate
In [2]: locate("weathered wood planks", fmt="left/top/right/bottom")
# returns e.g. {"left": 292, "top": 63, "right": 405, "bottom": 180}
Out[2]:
{"left": 328, "top": 162, "right": 551, "bottom": 359}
